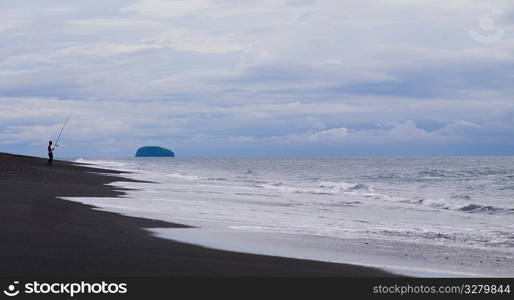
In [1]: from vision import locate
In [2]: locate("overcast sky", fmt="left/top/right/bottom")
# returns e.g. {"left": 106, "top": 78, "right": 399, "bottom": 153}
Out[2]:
{"left": 2, "top": 0, "right": 514, "bottom": 157}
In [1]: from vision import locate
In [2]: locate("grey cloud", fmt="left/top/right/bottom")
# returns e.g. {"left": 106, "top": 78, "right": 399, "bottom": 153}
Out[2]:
{"left": 2, "top": 0, "right": 514, "bottom": 156}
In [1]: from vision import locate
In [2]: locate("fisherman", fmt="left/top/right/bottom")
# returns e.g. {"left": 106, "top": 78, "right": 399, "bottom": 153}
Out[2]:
{"left": 48, "top": 113, "right": 69, "bottom": 166}
{"left": 47, "top": 141, "right": 57, "bottom": 166}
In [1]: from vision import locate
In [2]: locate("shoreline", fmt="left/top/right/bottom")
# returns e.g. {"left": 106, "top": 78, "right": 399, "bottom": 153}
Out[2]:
{"left": 70, "top": 157, "right": 514, "bottom": 278}
{"left": 0, "top": 152, "right": 396, "bottom": 277}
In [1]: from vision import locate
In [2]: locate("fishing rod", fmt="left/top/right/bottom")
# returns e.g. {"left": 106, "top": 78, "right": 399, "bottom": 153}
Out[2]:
{"left": 55, "top": 112, "right": 71, "bottom": 148}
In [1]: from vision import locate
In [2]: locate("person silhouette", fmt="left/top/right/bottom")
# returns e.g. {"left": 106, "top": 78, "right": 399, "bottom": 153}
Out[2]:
{"left": 47, "top": 141, "right": 57, "bottom": 166}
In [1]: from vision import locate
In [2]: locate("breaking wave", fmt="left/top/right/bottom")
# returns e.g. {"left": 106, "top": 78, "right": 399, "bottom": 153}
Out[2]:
{"left": 256, "top": 181, "right": 373, "bottom": 196}
{"left": 459, "top": 204, "right": 514, "bottom": 215}
{"left": 417, "top": 168, "right": 513, "bottom": 179}
{"left": 166, "top": 173, "right": 202, "bottom": 181}
{"left": 74, "top": 158, "right": 132, "bottom": 169}
{"left": 398, "top": 197, "right": 514, "bottom": 215}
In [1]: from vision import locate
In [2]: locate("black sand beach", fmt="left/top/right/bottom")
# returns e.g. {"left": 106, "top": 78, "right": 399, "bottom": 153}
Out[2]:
{"left": 0, "top": 152, "right": 394, "bottom": 277}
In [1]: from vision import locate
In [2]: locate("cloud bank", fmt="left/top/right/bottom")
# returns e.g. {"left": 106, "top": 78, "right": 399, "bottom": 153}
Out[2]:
{"left": 1, "top": 0, "right": 513, "bottom": 157}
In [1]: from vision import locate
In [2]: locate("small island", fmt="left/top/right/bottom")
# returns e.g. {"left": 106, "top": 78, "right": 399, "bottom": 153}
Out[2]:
{"left": 135, "top": 146, "right": 175, "bottom": 157}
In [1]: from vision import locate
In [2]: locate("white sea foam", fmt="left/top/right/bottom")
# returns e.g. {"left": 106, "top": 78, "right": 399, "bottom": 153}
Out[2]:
{"left": 75, "top": 158, "right": 132, "bottom": 169}
{"left": 63, "top": 157, "right": 514, "bottom": 277}
{"left": 166, "top": 173, "right": 202, "bottom": 181}
{"left": 255, "top": 181, "right": 374, "bottom": 196}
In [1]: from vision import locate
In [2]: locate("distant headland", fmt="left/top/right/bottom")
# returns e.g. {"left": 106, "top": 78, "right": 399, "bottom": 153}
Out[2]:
{"left": 135, "top": 146, "right": 175, "bottom": 157}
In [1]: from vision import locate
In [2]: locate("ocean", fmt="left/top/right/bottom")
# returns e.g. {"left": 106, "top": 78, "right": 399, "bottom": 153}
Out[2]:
{"left": 66, "top": 157, "right": 514, "bottom": 277}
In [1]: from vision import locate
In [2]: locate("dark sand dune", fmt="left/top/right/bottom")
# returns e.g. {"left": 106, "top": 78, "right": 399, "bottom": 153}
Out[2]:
{"left": 0, "top": 152, "right": 395, "bottom": 277}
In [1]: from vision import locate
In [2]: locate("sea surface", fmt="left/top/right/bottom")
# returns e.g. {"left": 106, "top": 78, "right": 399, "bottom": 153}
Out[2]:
{"left": 66, "top": 157, "right": 514, "bottom": 277}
